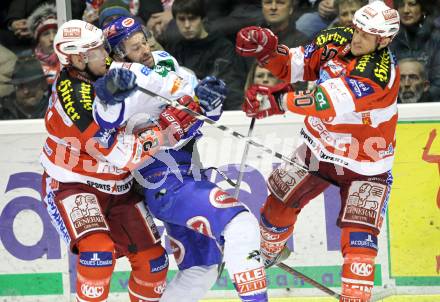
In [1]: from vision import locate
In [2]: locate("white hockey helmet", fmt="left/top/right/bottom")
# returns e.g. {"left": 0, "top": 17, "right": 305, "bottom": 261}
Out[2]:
{"left": 54, "top": 19, "right": 106, "bottom": 65}
{"left": 353, "top": 1, "right": 400, "bottom": 38}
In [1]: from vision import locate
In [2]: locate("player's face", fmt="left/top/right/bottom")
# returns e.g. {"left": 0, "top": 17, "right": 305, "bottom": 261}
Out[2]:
{"left": 351, "top": 28, "right": 378, "bottom": 56}
{"left": 262, "top": 0, "right": 292, "bottom": 26}
{"left": 85, "top": 45, "right": 109, "bottom": 76}
{"left": 338, "top": 3, "right": 361, "bottom": 27}
{"left": 253, "top": 65, "right": 280, "bottom": 86}
{"left": 123, "top": 31, "right": 154, "bottom": 67}
{"left": 38, "top": 28, "right": 57, "bottom": 54}
{"left": 175, "top": 13, "right": 205, "bottom": 40}
{"left": 397, "top": 0, "right": 422, "bottom": 27}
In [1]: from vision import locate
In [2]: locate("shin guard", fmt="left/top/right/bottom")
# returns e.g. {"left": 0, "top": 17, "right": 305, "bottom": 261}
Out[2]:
{"left": 127, "top": 244, "right": 168, "bottom": 302}
{"left": 76, "top": 233, "right": 116, "bottom": 302}
{"left": 340, "top": 227, "right": 378, "bottom": 302}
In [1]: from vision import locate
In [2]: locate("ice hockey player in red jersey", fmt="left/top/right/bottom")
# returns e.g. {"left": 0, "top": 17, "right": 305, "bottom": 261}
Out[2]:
{"left": 236, "top": 1, "right": 400, "bottom": 301}
{"left": 40, "top": 19, "right": 198, "bottom": 302}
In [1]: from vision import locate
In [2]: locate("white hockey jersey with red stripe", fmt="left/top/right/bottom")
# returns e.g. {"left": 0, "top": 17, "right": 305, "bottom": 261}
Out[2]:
{"left": 264, "top": 27, "right": 400, "bottom": 176}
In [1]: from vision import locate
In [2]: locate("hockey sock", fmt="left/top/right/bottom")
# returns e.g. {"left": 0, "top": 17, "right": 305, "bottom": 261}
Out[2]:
{"left": 76, "top": 233, "right": 115, "bottom": 302}
{"left": 223, "top": 211, "right": 268, "bottom": 302}
{"left": 127, "top": 244, "right": 168, "bottom": 302}
{"left": 340, "top": 227, "right": 378, "bottom": 302}
{"left": 260, "top": 195, "right": 299, "bottom": 265}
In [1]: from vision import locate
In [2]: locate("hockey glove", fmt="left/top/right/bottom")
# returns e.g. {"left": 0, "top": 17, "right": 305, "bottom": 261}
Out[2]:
{"left": 195, "top": 76, "right": 227, "bottom": 121}
{"left": 158, "top": 95, "right": 201, "bottom": 142}
{"left": 236, "top": 26, "right": 278, "bottom": 62}
{"left": 95, "top": 68, "right": 137, "bottom": 105}
{"left": 243, "top": 83, "right": 292, "bottom": 119}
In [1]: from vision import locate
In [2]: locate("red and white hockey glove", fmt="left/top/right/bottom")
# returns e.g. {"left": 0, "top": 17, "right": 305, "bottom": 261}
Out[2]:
{"left": 159, "top": 95, "right": 201, "bottom": 142}
{"left": 236, "top": 26, "right": 278, "bottom": 62}
{"left": 243, "top": 83, "right": 292, "bottom": 119}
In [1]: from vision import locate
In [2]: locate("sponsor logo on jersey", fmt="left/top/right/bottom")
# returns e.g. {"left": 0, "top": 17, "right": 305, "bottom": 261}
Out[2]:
{"left": 350, "top": 262, "right": 374, "bottom": 277}
{"left": 79, "top": 252, "right": 113, "bottom": 267}
{"left": 46, "top": 191, "right": 71, "bottom": 244}
{"left": 373, "top": 51, "right": 390, "bottom": 83}
{"left": 79, "top": 82, "right": 93, "bottom": 111}
{"left": 304, "top": 42, "right": 317, "bottom": 59}
{"left": 81, "top": 283, "right": 105, "bottom": 298}
{"left": 86, "top": 180, "right": 132, "bottom": 193}
{"left": 150, "top": 252, "right": 169, "bottom": 273}
{"left": 234, "top": 267, "right": 267, "bottom": 294}
{"left": 63, "top": 193, "right": 108, "bottom": 237}
{"left": 315, "top": 27, "right": 353, "bottom": 47}
{"left": 209, "top": 187, "right": 241, "bottom": 208}
{"left": 94, "top": 127, "right": 116, "bottom": 148}
{"left": 378, "top": 143, "right": 394, "bottom": 158}
{"left": 186, "top": 216, "right": 215, "bottom": 238}
{"left": 346, "top": 78, "right": 374, "bottom": 99}
{"left": 355, "top": 54, "right": 374, "bottom": 73}
{"left": 349, "top": 232, "right": 378, "bottom": 251}
{"left": 137, "top": 128, "right": 160, "bottom": 152}
{"left": 362, "top": 112, "right": 372, "bottom": 125}
{"left": 140, "top": 66, "right": 152, "bottom": 76}
{"left": 342, "top": 181, "right": 386, "bottom": 228}
{"left": 352, "top": 49, "right": 391, "bottom": 88}
{"left": 314, "top": 87, "right": 330, "bottom": 111}
{"left": 58, "top": 79, "right": 80, "bottom": 121}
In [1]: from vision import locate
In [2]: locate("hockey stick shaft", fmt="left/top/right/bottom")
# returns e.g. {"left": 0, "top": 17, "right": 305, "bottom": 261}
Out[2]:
{"left": 233, "top": 117, "right": 256, "bottom": 199}
{"left": 137, "top": 86, "right": 309, "bottom": 172}
{"left": 276, "top": 262, "right": 341, "bottom": 299}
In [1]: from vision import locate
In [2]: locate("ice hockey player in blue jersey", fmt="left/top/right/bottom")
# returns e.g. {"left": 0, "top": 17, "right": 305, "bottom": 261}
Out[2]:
{"left": 93, "top": 17, "right": 268, "bottom": 302}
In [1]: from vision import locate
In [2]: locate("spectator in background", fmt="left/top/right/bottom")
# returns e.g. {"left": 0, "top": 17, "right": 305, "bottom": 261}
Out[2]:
{"left": 28, "top": 3, "right": 60, "bottom": 85}
{"left": 98, "top": 0, "right": 132, "bottom": 28}
{"left": 391, "top": 0, "right": 440, "bottom": 101}
{"left": 4, "top": 0, "right": 85, "bottom": 52}
{"left": 331, "top": 0, "right": 367, "bottom": 27}
{"left": 244, "top": 62, "right": 282, "bottom": 91}
{"left": 0, "top": 44, "right": 17, "bottom": 101}
{"left": 204, "top": 0, "right": 264, "bottom": 43}
{"left": 1, "top": 55, "right": 49, "bottom": 120}
{"left": 296, "top": 0, "right": 337, "bottom": 38}
{"left": 398, "top": 57, "right": 432, "bottom": 103}
{"left": 167, "top": 0, "right": 247, "bottom": 110}
{"left": 261, "top": 0, "right": 309, "bottom": 47}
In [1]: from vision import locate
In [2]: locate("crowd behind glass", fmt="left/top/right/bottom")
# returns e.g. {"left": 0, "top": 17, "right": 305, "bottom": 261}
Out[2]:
{"left": 0, "top": 0, "right": 439, "bottom": 120}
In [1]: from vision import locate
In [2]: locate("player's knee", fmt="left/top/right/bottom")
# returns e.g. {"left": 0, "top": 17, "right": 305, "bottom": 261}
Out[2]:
{"left": 224, "top": 211, "right": 259, "bottom": 244}
{"left": 261, "top": 195, "right": 300, "bottom": 227}
{"left": 127, "top": 244, "right": 168, "bottom": 300}
{"left": 341, "top": 227, "right": 378, "bottom": 257}
{"left": 76, "top": 233, "right": 115, "bottom": 301}
{"left": 77, "top": 232, "right": 115, "bottom": 252}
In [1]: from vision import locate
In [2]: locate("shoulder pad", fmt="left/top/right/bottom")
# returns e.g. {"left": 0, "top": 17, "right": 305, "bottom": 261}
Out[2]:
{"left": 314, "top": 27, "right": 354, "bottom": 48}
{"left": 56, "top": 70, "right": 94, "bottom": 132}
{"left": 350, "top": 48, "right": 392, "bottom": 89}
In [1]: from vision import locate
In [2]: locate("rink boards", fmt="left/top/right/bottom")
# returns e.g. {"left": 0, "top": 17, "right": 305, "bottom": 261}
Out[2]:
{"left": 0, "top": 104, "right": 439, "bottom": 301}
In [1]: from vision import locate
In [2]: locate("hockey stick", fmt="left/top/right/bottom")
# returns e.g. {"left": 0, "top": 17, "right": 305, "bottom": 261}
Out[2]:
{"left": 276, "top": 262, "right": 341, "bottom": 299}
{"left": 233, "top": 117, "right": 256, "bottom": 199}
{"left": 137, "top": 86, "right": 311, "bottom": 173}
